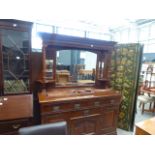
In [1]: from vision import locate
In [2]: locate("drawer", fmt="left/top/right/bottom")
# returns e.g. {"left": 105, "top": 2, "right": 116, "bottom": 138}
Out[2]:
{"left": 70, "top": 101, "right": 100, "bottom": 111}
{"left": 41, "top": 113, "right": 68, "bottom": 124}
{"left": 0, "top": 119, "right": 29, "bottom": 134}
{"left": 41, "top": 103, "right": 73, "bottom": 114}
{"left": 41, "top": 100, "right": 102, "bottom": 114}
{"left": 69, "top": 108, "right": 101, "bottom": 119}
{"left": 0, "top": 95, "right": 33, "bottom": 121}
{"left": 96, "top": 98, "right": 120, "bottom": 106}
{"left": 40, "top": 97, "right": 120, "bottom": 115}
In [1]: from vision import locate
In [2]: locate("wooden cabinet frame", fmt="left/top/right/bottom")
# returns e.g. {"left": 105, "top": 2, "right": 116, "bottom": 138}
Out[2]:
{"left": 37, "top": 33, "right": 116, "bottom": 89}
{"left": 37, "top": 33, "right": 121, "bottom": 135}
{"left": 0, "top": 20, "right": 33, "bottom": 134}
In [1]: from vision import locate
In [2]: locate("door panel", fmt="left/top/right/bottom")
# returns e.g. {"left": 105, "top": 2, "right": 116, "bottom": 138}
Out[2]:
{"left": 70, "top": 114, "right": 100, "bottom": 135}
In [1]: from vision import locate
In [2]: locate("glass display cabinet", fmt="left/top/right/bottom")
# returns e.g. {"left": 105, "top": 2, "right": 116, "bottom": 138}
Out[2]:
{"left": 0, "top": 20, "right": 33, "bottom": 135}
{"left": 0, "top": 19, "right": 32, "bottom": 94}
{"left": 37, "top": 33, "right": 121, "bottom": 135}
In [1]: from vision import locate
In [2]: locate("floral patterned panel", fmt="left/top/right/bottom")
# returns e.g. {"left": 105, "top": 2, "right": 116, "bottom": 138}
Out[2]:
{"left": 110, "top": 44, "right": 143, "bottom": 131}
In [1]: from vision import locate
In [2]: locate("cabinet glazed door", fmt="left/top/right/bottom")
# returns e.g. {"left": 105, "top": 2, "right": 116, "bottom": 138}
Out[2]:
{"left": 0, "top": 29, "right": 31, "bottom": 94}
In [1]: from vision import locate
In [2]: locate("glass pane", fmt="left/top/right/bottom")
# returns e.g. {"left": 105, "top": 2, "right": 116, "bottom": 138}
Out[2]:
{"left": 1, "top": 29, "right": 30, "bottom": 94}
{"left": 36, "top": 24, "right": 52, "bottom": 33}
{"left": 58, "top": 27, "right": 84, "bottom": 37}
{"left": 113, "top": 32, "right": 121, "bottom": 42}
{"left": 120, "top": 30, "right": 129, "bottom": 43}
{"left": 87, "top": 32, "right": 111, "bottom": 40}
{"left": 139, "top": 26, "right": 149, "bottom": 41}
{"left": 56, "top": 50, "right": 97, "bottom": 86}
{"left": 128, "top": 29, "right": 138, "bottom": 43}
{"left": 150, "top": 24, "right": 155, "bottom": 39}
{"left": 148, "top": 44, "right": 155, "bottom": 53}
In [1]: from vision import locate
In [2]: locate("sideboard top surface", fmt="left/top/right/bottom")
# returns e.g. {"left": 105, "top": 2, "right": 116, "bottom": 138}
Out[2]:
{"left": 38, "top": 88, "right": 121, "bottom": 104}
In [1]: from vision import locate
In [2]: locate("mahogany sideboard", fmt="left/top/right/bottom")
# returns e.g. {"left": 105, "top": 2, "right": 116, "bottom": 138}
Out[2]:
{"left": 35, "top": 33, "right": 122, "bottom": 135}
{"left": 38, "top": 88, "right": 121, "bottom": 135}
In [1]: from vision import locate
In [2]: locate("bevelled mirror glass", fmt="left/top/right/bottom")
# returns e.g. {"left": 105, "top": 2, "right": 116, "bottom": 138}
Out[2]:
{"left": 56, "top": 50, "right": 97, "bottom": 86}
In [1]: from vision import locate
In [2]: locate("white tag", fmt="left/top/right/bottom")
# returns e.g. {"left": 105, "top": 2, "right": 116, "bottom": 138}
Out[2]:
{"left": 0, "top": 102, "right": 3, "bottom": 105}
{"left": 3, "top": 98, "right": 8, "bottom": 101}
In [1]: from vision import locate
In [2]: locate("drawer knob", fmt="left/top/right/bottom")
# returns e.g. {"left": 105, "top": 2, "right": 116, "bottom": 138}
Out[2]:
{"left": 110, "top": 100, "right": 115, "bottom": 104}
{"left": 53, "top": 106, "right": 60, "bottom": 111}
{"left": 84, "top": 110, "right": 90, "bottom": 115}
{"left": 94, "top": 101, "right": 100, "bottom": 106}
{"left": 12, "top": 124, "right": 21, "bottom": 129}
{"left": 74, "top": 104, "right": 80, "bottom": 109}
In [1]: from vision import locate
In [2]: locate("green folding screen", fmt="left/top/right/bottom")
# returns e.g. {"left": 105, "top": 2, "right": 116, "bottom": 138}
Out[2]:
{"left": 110, "top": 43, "right": 143, "bottom": 131}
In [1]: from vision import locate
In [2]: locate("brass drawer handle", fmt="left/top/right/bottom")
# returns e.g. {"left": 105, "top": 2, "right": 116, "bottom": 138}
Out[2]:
{"left": 94, "top": 101, "right": 100, "bottom": 106}
{"left": 12, "top": 124, "right": 21, "bottom": 129}
{"left": 84, "top": 110, "right": 90, "bottom": 116}
{"left": 110, "top": 100, "right": 115, "bottom": 105}
{"left": 74, "top": 104, "right": 80, "bottom": 109}
{"left": 53, "top": 106, "right": 60, "bottom": 111}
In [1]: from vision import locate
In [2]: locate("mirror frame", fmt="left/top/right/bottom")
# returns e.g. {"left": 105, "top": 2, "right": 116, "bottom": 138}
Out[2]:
{"left": 38, "top": 33, "right": 116, "bottom": 89}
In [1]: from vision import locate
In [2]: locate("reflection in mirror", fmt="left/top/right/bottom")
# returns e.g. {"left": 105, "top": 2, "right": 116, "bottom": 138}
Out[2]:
{"left": 56, "top": 50, "right": 97, "bottom": 86}
{"left": 44, "top": 48, "right": 54, "bottom": 80}
{"left": 45, "top": 59, "right": 53, "bottom": 78}
{"left": 98, "top": 61, "right": 105, "bottom": 79}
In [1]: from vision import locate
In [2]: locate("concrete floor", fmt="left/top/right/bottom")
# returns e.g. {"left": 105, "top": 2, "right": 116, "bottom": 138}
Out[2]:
{"left": 117, "top": 128, "right": 133, "bottom": 135}
{"left": 117, "top": 99, "right": 155, "bottom": 135}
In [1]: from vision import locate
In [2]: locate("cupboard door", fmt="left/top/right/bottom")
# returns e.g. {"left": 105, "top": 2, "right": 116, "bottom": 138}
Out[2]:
{"left": 0, "top": 94, "right": 33, "bottom": 121}
{"left": 0, "top": 119, "right": 29, "bottom": 135}
{"left": 70, "top": 113, "right": 100, "bottom": 135}
{"left": 1, "top": 29, "right": 31, "bottom": 94}
{"left": 41, "top": 113, "right": 68, "bottom": 124}
{"left": 99, "top": 106, "right": 119, "bottom": 134}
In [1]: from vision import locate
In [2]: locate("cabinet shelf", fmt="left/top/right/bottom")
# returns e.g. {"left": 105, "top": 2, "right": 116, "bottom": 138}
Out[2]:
{"left": 45, "top": 70, "right": 53, "bottom": 73}
{"left": 98, "top": 78, "right": 109, "bottom": 82}
{"left": 37, "top": 79, "right": 55, "bottom": 84}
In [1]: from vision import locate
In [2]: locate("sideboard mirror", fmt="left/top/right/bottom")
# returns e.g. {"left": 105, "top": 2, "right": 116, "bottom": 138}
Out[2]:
{"left": 56, "top": 50, "right": 97, "bottom": 86}
{"left": 38, "top": 33, "right": 116, "bottom": 89}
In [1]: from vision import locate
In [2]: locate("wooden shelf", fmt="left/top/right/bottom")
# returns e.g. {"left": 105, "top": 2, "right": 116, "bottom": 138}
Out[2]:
{"left": 37, "top": 79, "right": 55, "bottom": 84}
{"left": 98, "top": 79, "right": 109, "bottom": 82}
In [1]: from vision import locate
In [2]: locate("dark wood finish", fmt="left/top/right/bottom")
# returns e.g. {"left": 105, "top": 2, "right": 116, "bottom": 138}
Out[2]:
{"left": 31, "top": 52, "right": 42, "bottom": 90}
{"left": 0, "top": 118, "right": 31, "bottom": 135}
{"left": 69, "top": 113, "right": 100, "bottom": 135}
{"left": 0, "top": 19, "right": 33, "bottom": 31}
{"left": 0, "top": 94, "right": 33, "bottom": 121}
{"left": 0, "top": 19, "right": 33, "bottom": 95}
{"left": 0, "top": 94, "right": 33, "bottom": 135}
{"left": 37, "top": 33, "right": 116, "bottom": 88}
{"left": 99, "top": 105, "right": 118, "bottom": 134}
{"left": 36, "top": 33, "right": 121, "bottom": 135}
{"left": 0, "top": 20, "right": 33, "bottom": 134}
{"left": 39, "top": 88, "right": 121, "bottom": 135}
{"left": 39, "top": 33, "right": 116, "bottom": 51}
